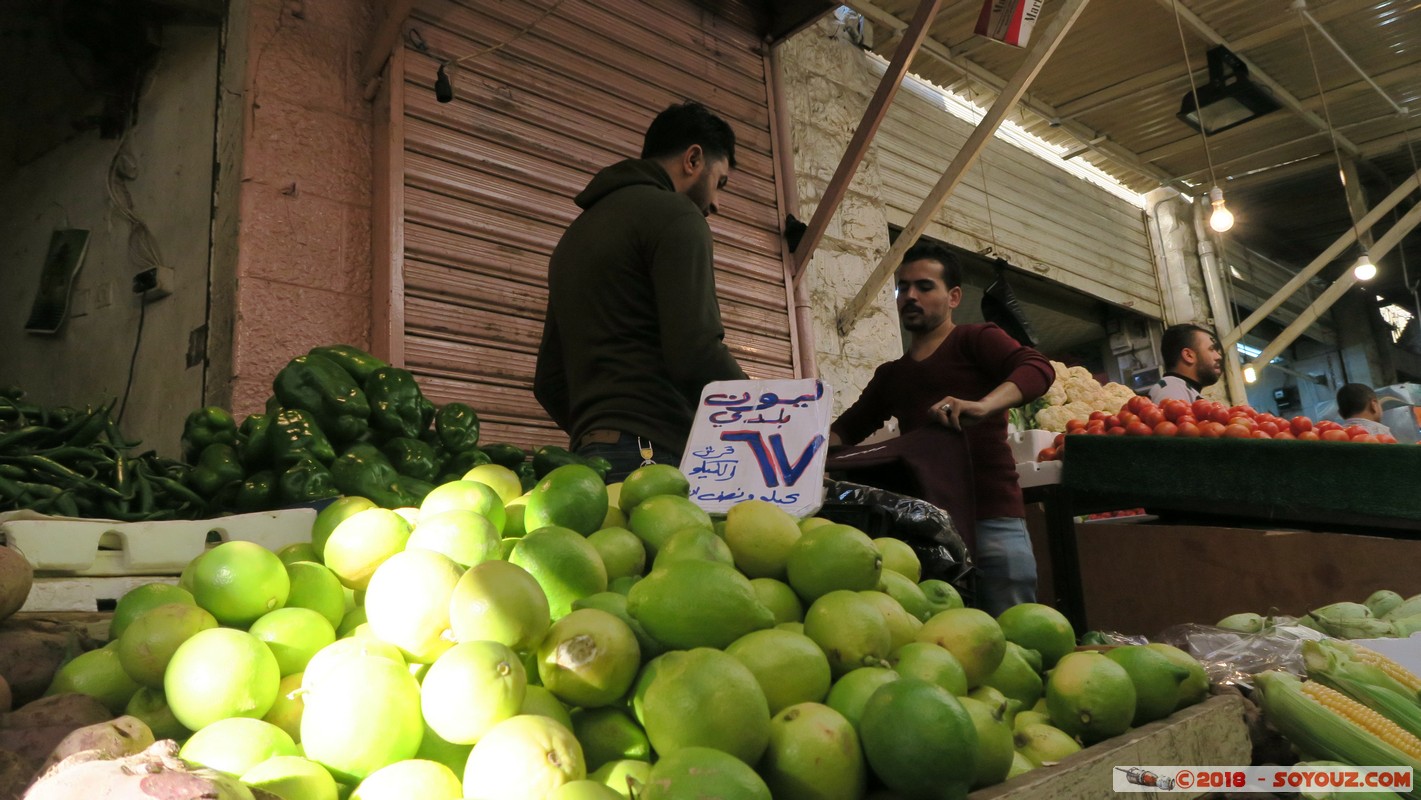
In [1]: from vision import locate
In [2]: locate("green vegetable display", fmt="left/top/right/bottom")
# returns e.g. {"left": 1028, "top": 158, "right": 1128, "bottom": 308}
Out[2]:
{"left": 180, "top": 407, "right": 238, "bottom": 462}
{"left": 273, "top": 354, "right": 371, "bottom": 442}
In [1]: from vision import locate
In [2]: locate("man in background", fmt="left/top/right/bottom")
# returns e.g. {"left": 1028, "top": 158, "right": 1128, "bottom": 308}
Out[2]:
{"left": 1145, "top": 323, "right": 1223, "bottom": 404}
{"left": 1337, "top": 383, "right": 1393, "bottom": 437}
{"left": 830, "top": 240, "right": 1055, "bottom": 615}
{"left": 534, "top": 102, "right": 747, "bottom": 482}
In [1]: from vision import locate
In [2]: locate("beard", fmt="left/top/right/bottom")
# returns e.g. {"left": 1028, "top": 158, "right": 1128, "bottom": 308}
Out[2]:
{"left": 899, "top": 305, "right": 944, "bottom": 333}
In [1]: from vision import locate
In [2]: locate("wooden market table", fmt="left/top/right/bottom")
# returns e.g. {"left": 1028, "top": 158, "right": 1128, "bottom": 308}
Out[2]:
{"left": 1025, "top": 436, "right": 1421, "bottom": 636}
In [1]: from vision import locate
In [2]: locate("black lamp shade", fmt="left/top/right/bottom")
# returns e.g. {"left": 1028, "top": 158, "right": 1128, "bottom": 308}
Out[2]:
{"left": 1177, "top": 46, "right": 1281, "bottom": 135}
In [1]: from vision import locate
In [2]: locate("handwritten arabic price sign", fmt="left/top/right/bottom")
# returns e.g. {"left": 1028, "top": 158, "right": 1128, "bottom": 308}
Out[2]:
{"left": 679, "top": 379, "right": 834, "bottom": 518}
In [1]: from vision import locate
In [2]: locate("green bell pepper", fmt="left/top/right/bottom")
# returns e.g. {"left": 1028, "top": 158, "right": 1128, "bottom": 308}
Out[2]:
{"left": 330, "top": 443, "right": 404, "bottom": 508}
{"left": 234, "top": 470, "right": 277, "bottom": 512}
{"left": 435, "top": 403, "right": 480, "bottom": 452}
{"left": 381, "top": 437, "right": 440, "bottom": 483}
{"left": 417, "top": 396, "right": 436, "bottom": 432}
{"left": 188, "top": 443, "right": 244, "bottom": 499}
{"left": 365, "top": 367, "right": 427, "bottom": 440}
{"left": 236, "top": 413, "right": 273, "bottom": 470}
{"left": 269, "top": 408, "right": 336, "bottom": 467}
{"left": 308, "top": 344, "right": 388, "bottom": 384}
{"left": 583, "top": 455, "right": 613, "bottom": 481}
{"left": 273, "top": 354, "right": 371, "bottom": 442}
{"left": 438, "top": 448, "right": 490, "bottom": 484}
{"left": 394, "top": 476, "right": 435, "bottom": 507}
{"left": 481, "top": 443, "right": 527, "bottom": 471}
{"left": 516, "top": 461, "right": 537, "bottom": 492}
{"left": 181, "top": 406, "right": 238, "bottom": 462}
{"left": 278, "top": 457, "right": 340, "bottom": 505}
{"left": 532, "top": 445, "right": 582, "bottom": 479}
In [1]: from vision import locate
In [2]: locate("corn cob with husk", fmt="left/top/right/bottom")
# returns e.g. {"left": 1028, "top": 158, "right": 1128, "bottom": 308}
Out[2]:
{"left": 1254, "top": 671, "right": 1421, "bottom": 800}
{"left": 1304, "top": 640, "right": 1421, "bottom": 739}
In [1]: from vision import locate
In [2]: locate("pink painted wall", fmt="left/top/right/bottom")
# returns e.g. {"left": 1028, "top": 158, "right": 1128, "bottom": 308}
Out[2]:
{"left": 229, "top": 0, "right": 379, "bottom": 417}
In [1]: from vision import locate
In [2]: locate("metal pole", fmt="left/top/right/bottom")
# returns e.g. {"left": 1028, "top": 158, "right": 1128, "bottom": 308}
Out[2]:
{"left": 836, "top": 0, "right": 1093, "bottom": 337}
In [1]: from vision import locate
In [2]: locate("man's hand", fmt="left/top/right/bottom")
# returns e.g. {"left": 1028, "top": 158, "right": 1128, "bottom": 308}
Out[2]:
{"left": 933, "top": 397, "right": 992, "bottom": 430}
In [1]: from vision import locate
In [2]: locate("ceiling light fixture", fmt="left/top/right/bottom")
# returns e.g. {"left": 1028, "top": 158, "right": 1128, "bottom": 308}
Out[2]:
{"left": 1242, "top": 364, "right": 1258, "bottom": 384}
{"left": 1170, "top": 1, "right": 1235, "bottom": 236}
{"left": 1354, "top": 253, "right": 1377, "bottom": 282}
{"left": 1176, "top": 46, "right": 1283, "bottom": 136}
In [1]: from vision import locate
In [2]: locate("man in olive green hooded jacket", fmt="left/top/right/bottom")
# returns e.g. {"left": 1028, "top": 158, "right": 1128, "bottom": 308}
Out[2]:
{"left": 534, "top": 102, "right": 746, "bottom": 481}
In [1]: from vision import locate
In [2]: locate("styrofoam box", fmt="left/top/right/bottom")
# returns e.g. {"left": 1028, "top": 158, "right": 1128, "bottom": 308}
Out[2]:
{"left": 1008, "top": 429, "right": 1057, "bottom": 465}
{"left": 1016, "top": 460, "right": 1063, "bottom": 488}
{"left": 1, "top": 508, "right": 317, "bottom": 576}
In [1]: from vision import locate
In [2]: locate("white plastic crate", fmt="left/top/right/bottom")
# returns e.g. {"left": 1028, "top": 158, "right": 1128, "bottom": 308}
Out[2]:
{"left": 1015, "top": 460, "right": 1063, "bottom": 488}
{"left": 1, "top": 508, "right": 316, "bottom": 576}
{"left": 1007, "top": 429, "right": 1057, "bottom": 465}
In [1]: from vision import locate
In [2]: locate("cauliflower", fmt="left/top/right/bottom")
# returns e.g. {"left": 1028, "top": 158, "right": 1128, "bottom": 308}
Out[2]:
{"left": 1101, "top": 382, "right": 1138, "bottom": 413}
{"left": 1033, "top": 405, "right": 1073, "bottom": 433}
{"left": 1063, "top": 377, "right": 1104, "bottom": 407}
{"left": 1043, "top": 381, "right": 1068, "bottom": 407}
{"left": 1050, "top": 360, "right": 1071, "bottom": 381}
{"left": 1065, "top": 401, "right": 1095, "bottom": 421}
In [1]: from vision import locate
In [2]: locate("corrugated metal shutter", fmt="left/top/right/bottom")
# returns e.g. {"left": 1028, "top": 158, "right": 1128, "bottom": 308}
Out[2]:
{"left": 385, "top": 0, "right": 795, "bottom": 451}
{"left": 877, "top": 71, "right": 1163, "bottom": 319}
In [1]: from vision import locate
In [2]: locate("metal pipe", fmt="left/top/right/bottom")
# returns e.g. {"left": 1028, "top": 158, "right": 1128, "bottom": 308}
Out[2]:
{"left": 837, "top": 0, "right": 1094, "bottom": 337}
{"left": 1192, "top": 200, "right": 1247, "bottom": 404}
{"left": 1247, "top": 199, "right": 1421, "bottom": 375}
{"left": 1223, "top": 173, "right": 1419, "bottom": 347}
{"left": 1296, "top": 3, "right": 1409, "bottom": 116}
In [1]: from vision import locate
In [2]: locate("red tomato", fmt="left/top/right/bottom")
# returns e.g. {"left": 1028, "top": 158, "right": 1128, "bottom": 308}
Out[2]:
{"left": 1106, "top": 426, "right": 1127, "bottom": 436}
{"left": 1251, "top": 430, "right": 1272, "bottom": 439}
{"left": 1273, "top": 430, "right": 1295, "bottom": 440}
{"left": 1105, "top": 415, "right": 1122, "bottom": 429}
{"left": 1153, "top": 421, "right": 1178, "bottom": 437}
{"left": 1353, "top": 434, "right": 1380, "bottom": 444}
{"left": 1126, "top": 421, "right": 1154, "bottom": 436}
{"left": 1118, "top": 412, "right": 1140, "bottom": 428}
{"left": 1126, "top": 396, "right": 1153, "bottom": 416}
{"left": 1086, "top": 420, "right": 1106, "bottom": 434}
{"left": 1191, "top": 399, "right": 1213, "bottom": 419}
{"left": 1209, "top": 407, "right": 1233, "bottom": 424}
{"left": 1321, "top": 429, "right": 1349, "bottom": 442}
{"left": 1037, "top": 447, "right": 1058, "bottom": 461}
{"left": 1176, "top": 422, "right": 1200, "bottom": 438}
{"left": 1053, "top": 433, "right": 1067, "bottom": 449}
{"left": 1257, "top": 421, "right": 1280, "bottom": 436}
{"left": 1296, "top": 430, "right": 1320, "bottom": 441}
{"left": 1089, "top": 411, "right": 1108, "bottom": 422}
{"left": 1177, "top": 415, "right": 1197, "bottom": 426}
{"left": 1379, "top": 435, "right": 1398, "bottom": 444}
{"left": 1316, "top": 420, "right": 1342, "bottom": 433}
{"left": 1228, "top": 416, "right": 1257, "bottom": 431}
{"left": 1344, "top": 425, "right": 1370, "bottom": 439}
{"left": 1140, "top": 409, "right": 1165, "bottom": 428}
{"left": 1229, "top": 405, "right": 1258, "bottom": 419}
{"left": 1161, "top": 400, "right": 1189, "bottom": 422}
{"left": 1199, "top": 422, "right": 1223, "bottom": 438}
{"left": 1223, "top": 424, "right": 1253, "bottom": 439}
{"left": 1290, "top": 417, "right": 1313, "bottom": 435}
{"left": 1066, "top": 418, "right": 1087, "bottom": 433}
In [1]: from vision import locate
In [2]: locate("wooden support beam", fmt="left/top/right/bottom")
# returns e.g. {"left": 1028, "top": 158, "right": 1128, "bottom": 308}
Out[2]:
{"left": 790, "top": 0, "right": 946, "bottom": 281}
{"left": 359, "top": 0, "right": 418, "bottom": 90}
{"left": 1226, "top": 173, "right": 1420, "bottom": 348}
{"left": 837, "top": 0, "right": 1093, "bottom": 337}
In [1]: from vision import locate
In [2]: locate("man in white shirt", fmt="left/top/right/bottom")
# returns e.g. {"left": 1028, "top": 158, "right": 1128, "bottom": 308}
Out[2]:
{"left": 1337, "top": 383, "right": 1393, "bottom": 436}
{"left": 1144, "top": 323, "right": 1223, "bottom": 404}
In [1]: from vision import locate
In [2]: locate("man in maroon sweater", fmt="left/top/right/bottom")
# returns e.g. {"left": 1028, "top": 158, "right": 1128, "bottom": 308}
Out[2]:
{"left": 830, "top": 240, "right": 1055, "bottom": 615}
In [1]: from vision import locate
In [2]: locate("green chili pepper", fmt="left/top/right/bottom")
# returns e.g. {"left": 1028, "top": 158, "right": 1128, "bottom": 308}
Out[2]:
{"left": 181, "top": 406, "right": 239, "bottom": 462}
{"left": 187, "top": 443, "right": 245, "bottom": 499}
{"left": 268, "top": 408, "right": 337, "bottom": 467}
{"left": 308, "top": 344, "right": 388, "bottom": 384}
{"left": 365, "top": 367, "right": 428, "bottom": 440}
{"left": 381, "top": 437, "right": 440, "bottom": 483}
{"left": 273, "top": 354, "right": 372, "bottom": 443}
{"left": 434, "top": 403, "right": 480, "bottom": 452}
{"left": 277, "top": 457, "right": 340, "bottom": 505}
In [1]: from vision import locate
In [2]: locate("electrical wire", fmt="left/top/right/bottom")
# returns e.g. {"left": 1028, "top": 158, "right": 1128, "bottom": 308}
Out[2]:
{"left": 1299, "top": 15, "right": 1369, "bottom": 267}
{"left": 116, "top": 299, "right": 146, "bottom": 425}
{"left": 445, "top": 0, "right": 572, "bottom": 68}
{"left": 1169, "top": 0, "right": 1219, "bottom": 192}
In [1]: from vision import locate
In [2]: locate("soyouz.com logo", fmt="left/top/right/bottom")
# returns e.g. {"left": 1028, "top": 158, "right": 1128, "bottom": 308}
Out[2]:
{"left": 1113, "top": 765, "right": 1413, "bottom": 792}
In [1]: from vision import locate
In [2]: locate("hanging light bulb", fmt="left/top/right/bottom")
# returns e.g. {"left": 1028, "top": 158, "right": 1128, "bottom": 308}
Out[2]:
{"left": 1243, "top": 364, "right": 1258, "bottom": 384}
{"left": 1353, "top": 253, "right": 1377, "bottom": 281}
{"left": 1208, "top": 186, "right": 1234, "bottom": 233}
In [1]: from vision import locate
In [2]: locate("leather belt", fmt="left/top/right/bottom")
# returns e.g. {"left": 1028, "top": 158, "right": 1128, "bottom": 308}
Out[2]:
{"left": 573, "top": 429, "right": 623, "bottom": 450}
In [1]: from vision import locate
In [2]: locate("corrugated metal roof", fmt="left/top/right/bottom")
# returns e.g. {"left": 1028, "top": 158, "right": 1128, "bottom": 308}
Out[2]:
{"left": 848, "top": 0, "right": 1421, "bottom": 307}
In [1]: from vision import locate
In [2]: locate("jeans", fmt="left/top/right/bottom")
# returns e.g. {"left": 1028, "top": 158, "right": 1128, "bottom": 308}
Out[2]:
{"left": 576, "top": 433, "right": 683, "bottom": 484}
{"left": 974, "top": 516, "right": 1038, "bottom": 616}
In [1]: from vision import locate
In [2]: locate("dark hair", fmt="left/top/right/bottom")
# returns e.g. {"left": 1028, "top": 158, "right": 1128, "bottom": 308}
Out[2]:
{"left": 899, "top": 240, "right": 963, "bottom": 288}
{"left": 1160, "top": 323, "right": 1214, "bottom": 370}
{"left": 1337, "top": 383, "right": 1378, "bottom": 418}
{"left": 641, "top": 102, "right": 737, "bottom": 170}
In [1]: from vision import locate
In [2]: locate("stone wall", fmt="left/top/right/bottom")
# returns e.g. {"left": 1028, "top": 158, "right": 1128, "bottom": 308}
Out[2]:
{"left": 779, "top": 19, "right": 903, "bottom": 422}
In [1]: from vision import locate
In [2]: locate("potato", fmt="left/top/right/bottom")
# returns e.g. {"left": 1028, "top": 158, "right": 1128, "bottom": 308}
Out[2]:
{"left": 0, "top": 619, "right": 104, "bottom": 707}
{"left": 0, "top": 694, "right": 112, "bottom": 778}
{"left": 0, "top": 547, "right": 32, "bottom": 622}
{"left": 37, "top": 715, "right": 153, "bottom": 776}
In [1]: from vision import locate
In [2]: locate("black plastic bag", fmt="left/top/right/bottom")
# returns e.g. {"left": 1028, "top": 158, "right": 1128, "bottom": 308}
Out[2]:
{"left": 819, "top": 479, "right": 975, "bottom": 598}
